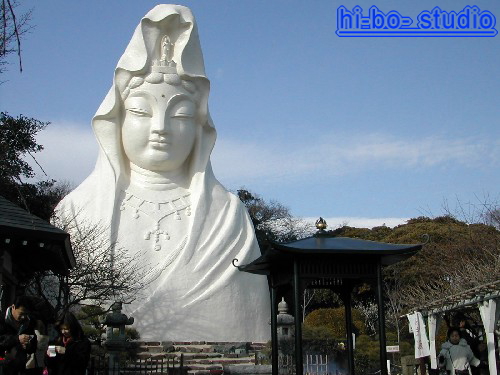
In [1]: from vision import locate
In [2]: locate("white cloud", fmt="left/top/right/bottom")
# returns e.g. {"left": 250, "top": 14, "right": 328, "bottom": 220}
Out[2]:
{"left": 31, "top": 123, "right": 498, "bottom": 194}
{"left": 212, "top": 133, "right": 499, "bottom": 185}
{"left": 34, "top": 121, "right": 98, "bottom": 186}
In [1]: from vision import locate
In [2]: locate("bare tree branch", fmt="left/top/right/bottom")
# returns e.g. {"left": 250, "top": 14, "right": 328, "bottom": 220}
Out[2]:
{"left": 23, "top": 214, "right": 153, "bottom": 318}
{"left": 0, "top": 0, "right": 32, "bottom": 76}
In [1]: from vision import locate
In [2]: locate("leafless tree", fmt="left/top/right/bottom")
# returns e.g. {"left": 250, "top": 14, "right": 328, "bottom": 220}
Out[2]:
{"left": 442, "top": 194, "right": 500, "bottom": 228}
{"left": 384, "top": 276, "right": 407, "bottom": 345}
{"left": 401, "top": 221, "right": 499, "bottom": 311}
{"left": 24, "top": 215, "right": 153, "bottom": 318}
{"left": 0, "top": 0, "right": 33, "bottom": 75}
{"left": 355, "top": 300, "right": 378, "bottom": 336}
{"left": 302, "top": 288, "right": 316, "bottom": 322}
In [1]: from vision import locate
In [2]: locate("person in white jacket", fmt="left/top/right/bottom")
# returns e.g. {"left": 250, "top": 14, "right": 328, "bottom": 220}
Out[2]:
{"left": 438, "top": 327, "right": 481, "bottom": 375}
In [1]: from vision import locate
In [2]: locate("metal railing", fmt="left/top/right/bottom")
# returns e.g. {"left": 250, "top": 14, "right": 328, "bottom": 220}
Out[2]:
{"left": 88, "top": 354, "right": 186, "bottom": 375}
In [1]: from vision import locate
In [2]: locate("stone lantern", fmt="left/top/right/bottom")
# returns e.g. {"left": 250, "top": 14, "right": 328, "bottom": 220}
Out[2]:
{"left": 102, "top": 302, "right": 134, "bottom": 373}
{"left": 277, "top": 298, "right": 295, "bottom": 341}
{"left": 276, "top": 298, "right": 295, "bottom": 356}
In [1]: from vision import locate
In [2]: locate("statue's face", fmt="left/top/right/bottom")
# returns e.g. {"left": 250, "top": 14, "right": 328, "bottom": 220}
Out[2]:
{"left": 122, "top": 81, "right": 197, "bottom": 172}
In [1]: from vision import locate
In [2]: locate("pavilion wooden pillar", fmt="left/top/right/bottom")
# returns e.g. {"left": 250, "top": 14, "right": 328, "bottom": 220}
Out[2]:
{"left": 293, "top": 259, "right": 303, "bottom": 375}
{"left": 343, "top": 288, "right": 355, "bottom": 375}
{"left": 271, "top": 285, "right": 279, "bottom": 375}
{"left": 377, "top": 261, "right": 388, "bottom": 375}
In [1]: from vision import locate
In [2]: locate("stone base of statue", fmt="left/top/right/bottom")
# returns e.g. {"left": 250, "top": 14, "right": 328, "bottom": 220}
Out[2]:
{"left": 132, "top": 341, "right": 270, "bottom": 373}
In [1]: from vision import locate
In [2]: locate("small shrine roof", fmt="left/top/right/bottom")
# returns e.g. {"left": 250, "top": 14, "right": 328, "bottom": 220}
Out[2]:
{"left": 237, "top": 235, "right": 422, "bottom": 275}
{"left": 273, "top": 236, "right": 421, "bottom": 254}
{"left": 0, "top": 196, "right": 75, "bottom": 275}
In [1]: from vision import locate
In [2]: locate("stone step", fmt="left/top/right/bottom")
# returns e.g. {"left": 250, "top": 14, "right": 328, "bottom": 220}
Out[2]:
{"left": 224, "top": 353, "right": 252, "bottom": 358}
{"left": 137, "top": 352, "right": 223, "bottom": 360}
{"left": 175, "top": 346, "right": 216, "bottom": 353}
{"left": 131, "top": 340, "right": 264, "bottom": 371}
{"left": 184, "top": 358, "right": 254, "bottom": 365}
{"left": 185, "top": 359, "right": 225, "bottom": 365}
{"left": 187, "top": 365, "right": 223, "bottom": 370}
{"left": 214, "top": 359, "right": 255, "bottom": 365}
{"left": 139, "top": 356, "right": 255, "bottom": 368}
{"left": 173, "top": 341, "right": 208, "bottom": 345}
{"left": 176, "top": 352, "right": 223, "bottom": 360}
{"left": 138, "top": 344, "right": 248, "bottom": 354}
{"left": 133, "top": 341, "right": 266, "bottom": 352}
{"left": 249, "top": 343, "right": 266, "bottom": 350}
{"left": 140, "top": 345, "right": 165, "bottom": 353}
{"left": 135, "top": 341, "right": 162, "bottom": 346}
{"left": 187, "top": 371, "right": 224, "bottom": 375}
{"left": 184, "top": 360, "right": 255, "bottom": 367}
{"left": 126, "top": 358, "right": 259, "bottom": 375}
{"left": 137, "top": 355, "right": 254, "bottom": 363}
{"left": 134, "top": 341, "right": 266, "bottom": 347}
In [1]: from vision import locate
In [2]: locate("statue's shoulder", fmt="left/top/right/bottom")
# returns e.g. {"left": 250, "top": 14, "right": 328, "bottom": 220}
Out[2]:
{"left": 56, "top": 185, "right": 94, "bottom": 215}
{"left": 55, "top": 174, "right": 110, "bottom": 226}
{"left": 211, "top": 184, "right": 245, "bottom": 208}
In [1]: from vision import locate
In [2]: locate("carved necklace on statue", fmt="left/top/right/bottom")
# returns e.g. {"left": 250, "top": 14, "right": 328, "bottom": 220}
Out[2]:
{"left": 118, "top": 186, "right": 191, "bottom": 252}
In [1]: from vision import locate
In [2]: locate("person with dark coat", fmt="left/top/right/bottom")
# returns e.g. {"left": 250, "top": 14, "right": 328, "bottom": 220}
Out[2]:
{"left": 0, "top": 335, "right": 20, "bottom": 375}
{"left": 45, "top": 312, "right": 90, "bottom": 375}
{"left": 0, "top": 296, "right": 37, "bottom": 374}
{"left": 457, "top": 316, "right": 481, "bottom": 375}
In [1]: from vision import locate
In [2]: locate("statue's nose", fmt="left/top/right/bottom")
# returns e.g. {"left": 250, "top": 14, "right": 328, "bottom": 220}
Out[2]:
{"left": 151, "top": 111, "right": 169, "bottom": 134}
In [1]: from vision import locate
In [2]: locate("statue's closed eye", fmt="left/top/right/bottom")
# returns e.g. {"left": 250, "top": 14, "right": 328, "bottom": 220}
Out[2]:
{"left": 125, "top": 97, "right": 153, "bottom": 117}
{"left": 127, "top": 107, "right": 153, "bottom": 117}
{"left": 172, "top": 110, "right": 194, "bottom": 119}
{"left": 171, "top": 102, "right": 195, "bottom": 119}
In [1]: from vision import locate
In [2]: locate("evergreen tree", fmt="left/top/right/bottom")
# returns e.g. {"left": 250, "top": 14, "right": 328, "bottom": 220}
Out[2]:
{"left": 0, "top": 112, "right": 67, "bottom": 220}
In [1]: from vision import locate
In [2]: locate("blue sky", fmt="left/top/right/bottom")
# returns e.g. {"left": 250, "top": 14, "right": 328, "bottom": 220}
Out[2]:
{"left": 2, "top": 0, "right": 499, "bottom": 228}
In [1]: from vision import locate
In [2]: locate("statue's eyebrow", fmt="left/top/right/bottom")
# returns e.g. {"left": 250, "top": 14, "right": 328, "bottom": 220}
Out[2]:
{"left": 166, "top": 93, "right": 194, "bottom": 109}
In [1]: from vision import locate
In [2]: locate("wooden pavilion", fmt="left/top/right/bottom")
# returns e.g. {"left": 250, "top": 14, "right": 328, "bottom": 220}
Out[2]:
{"left": 236, "top": 219, "right": 423, "bottom": 375}
{"left": 0, "top": 195, "right": 75, "bottom": 307}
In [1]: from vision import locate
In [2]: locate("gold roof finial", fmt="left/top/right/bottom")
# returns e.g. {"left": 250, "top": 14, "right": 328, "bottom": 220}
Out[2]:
{"left": 315, "top": 217, "right": 327, "bottom": 233}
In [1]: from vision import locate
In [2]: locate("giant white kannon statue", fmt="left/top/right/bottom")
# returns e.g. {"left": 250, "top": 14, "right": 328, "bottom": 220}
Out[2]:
{"left": 56, "top": 4, "right": 270, "bottom": 341}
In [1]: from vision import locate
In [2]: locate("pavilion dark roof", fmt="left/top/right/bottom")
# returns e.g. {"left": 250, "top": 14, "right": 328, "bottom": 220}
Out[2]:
{"left": 0, "top": 195, "right": 75, "bottom": 275}
{"left": 237, "top": 235, "right": 422, "bottom": 275}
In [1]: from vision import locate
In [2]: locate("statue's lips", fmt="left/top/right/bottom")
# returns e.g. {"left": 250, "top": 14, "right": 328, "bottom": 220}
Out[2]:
{"left": 149, "top": 139, "right": 170, "bottom": 149}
